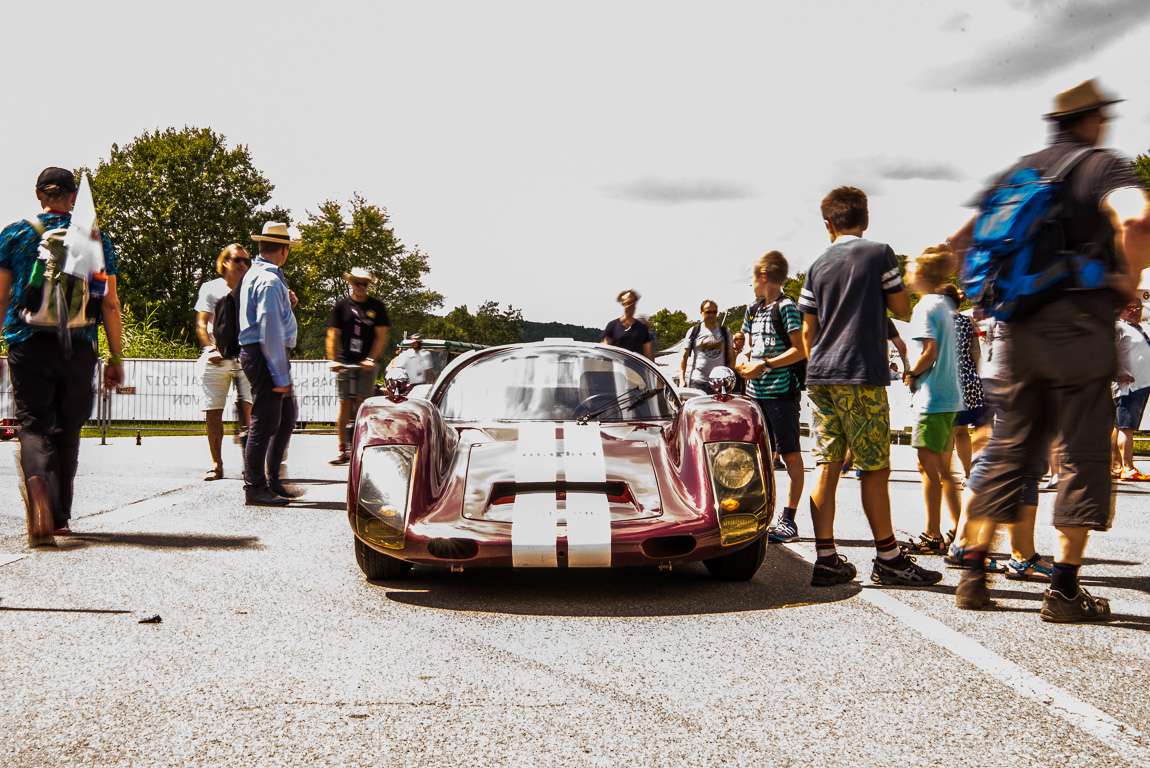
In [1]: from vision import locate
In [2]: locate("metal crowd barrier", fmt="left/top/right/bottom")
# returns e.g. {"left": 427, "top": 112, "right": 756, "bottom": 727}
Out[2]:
{"left": 1, "top": 357, "right": 345, "bottom": 442}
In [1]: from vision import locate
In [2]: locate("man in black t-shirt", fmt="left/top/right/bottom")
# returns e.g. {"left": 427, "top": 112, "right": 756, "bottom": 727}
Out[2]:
{"left": 603, "top": 289, "right": 652, "bottom": 358}
{"left": 952, "top": 79, "right": 1150, "bottom": 623}
{"left": 326, "top": 267, "right": 390, "bottom": 464}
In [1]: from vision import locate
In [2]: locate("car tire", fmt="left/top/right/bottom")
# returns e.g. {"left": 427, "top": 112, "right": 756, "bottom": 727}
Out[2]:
{"left": 354, "top": 536, "right": 413, "bottom": 581}
{"left": 703, "top": 535, "right": 766, "bottom": 581}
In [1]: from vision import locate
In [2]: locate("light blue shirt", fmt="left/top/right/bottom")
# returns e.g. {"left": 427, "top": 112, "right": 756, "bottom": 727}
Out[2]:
{"left": 238, "top": 256, "right": 297, "bottom": 388}
{"left": 910, "top": 294, "right": 962, "bottom": 414}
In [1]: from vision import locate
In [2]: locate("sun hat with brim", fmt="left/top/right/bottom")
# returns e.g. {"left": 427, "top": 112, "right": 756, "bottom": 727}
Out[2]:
{"left": 343, "top": 267, "right": 375, "bottom": 283}
{"left": 1044, "top": 79, "right": 1123, "bottom": 120}
{"left": 251, "top": 221, "right": 301, "bottom": 247}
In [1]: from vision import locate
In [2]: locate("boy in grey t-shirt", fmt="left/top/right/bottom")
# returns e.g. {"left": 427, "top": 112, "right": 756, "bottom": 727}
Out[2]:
{"left": 798, "top": 186, "right": 941, "bottom": 589}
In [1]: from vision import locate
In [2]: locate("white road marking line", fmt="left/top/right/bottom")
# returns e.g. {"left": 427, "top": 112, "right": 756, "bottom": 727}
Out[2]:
{"left": 784, "top": 542, "right": 1150, "bottom": 767}
{"left": 0, "top": 553, "right": 29, "bottom": 567}
{"left": 511, "top": 423, "right": 559, "bottom": 567}
{"left": 563, "top": 423, "right": 611, "bottom": 568}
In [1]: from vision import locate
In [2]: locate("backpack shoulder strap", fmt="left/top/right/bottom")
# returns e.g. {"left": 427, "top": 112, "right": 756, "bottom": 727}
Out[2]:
{"left": 770, "top": 298, "right": 794, "bottom": 351}
{"left": 1047, "top": 146, "right": 1097, "bottom": 183}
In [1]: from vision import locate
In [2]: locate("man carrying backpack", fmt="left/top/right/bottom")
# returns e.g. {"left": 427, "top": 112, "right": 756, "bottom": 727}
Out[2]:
{"left": 194, "top": 243, "right": 253, "bottom": 481}
{"left": 952, "top": 80, "right": 1150, "bottom": 622}
{"left": 0, "top": 167, "right": 125, "bottom": 547}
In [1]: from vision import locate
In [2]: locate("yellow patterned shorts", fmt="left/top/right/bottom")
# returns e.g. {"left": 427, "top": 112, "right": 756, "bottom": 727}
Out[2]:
{"left": 807, "top": 384, "right": 891, "bottom": 470}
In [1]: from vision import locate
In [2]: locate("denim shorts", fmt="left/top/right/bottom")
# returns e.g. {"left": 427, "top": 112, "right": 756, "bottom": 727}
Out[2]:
{"left": 1114, "top": 386, "right": 1150, "bottom": 431}
{"left": 755, "top": 397, "right": 802, "bottom": 455}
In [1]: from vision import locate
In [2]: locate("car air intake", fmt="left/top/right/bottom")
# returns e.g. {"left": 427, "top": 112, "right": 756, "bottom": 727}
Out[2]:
{"left": 427, "top": 538, "right": 480, "bottom": 560}
{"left": 641, "top": 536, "right": 696, "bottom": 558}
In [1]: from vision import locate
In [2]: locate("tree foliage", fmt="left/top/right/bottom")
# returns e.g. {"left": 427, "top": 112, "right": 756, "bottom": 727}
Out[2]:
{"left": 86, "top": 126, "right": 289, "bottom": 339}
{"left": 288, "top": 193, "right": 444, "bottom": 357}
{"left": 647, "top": 308, "right": 690, "bottom": 352}
{"left": 1134, "top": 153, "right": 1150, "bottom": 192}
{"left": 419, "top": 302, "right": 523, "bottom": 347}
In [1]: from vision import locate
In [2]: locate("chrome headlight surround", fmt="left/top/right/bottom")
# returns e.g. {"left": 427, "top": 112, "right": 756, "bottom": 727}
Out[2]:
{"left": 355, "top": 445, "right": 417, "bottom": 550}
{"left": 705, "top": 441, "right": 767, "bottom": 545}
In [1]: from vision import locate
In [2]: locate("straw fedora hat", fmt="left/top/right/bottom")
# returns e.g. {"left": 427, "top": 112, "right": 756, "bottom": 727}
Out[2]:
{"left": 251, "top": 221, "right": 301, "bottom": 247}
{"left": 343, "top": 266, "right": 375, "bottom": 283}
{"left": 1044, "top": 79, "right": 1123, "bottom": 120}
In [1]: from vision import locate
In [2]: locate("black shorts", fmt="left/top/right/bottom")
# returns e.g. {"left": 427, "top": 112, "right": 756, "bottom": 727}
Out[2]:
{"left": 755, "top": 397, "right": 802, "bottom": 455}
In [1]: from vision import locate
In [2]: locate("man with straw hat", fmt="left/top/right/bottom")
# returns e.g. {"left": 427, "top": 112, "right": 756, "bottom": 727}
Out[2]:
{"left": 239, "top": 222, "right": 300, "bottom": 506}
{"left": 326, "top": 266, "right": 389, "bottom": 465}
{"left": 950, "top": 79, "right": 1150, "bottom": 622}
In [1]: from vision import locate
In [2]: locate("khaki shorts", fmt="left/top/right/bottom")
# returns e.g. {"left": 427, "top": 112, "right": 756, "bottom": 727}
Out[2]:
{"left": 337, "top": 363, "right": 378, "bottom": 401}
{"left": 807, "top": 384, "right": 891, "bottom": 471}
{"left": 197, "top": 352, "right": 252, "bottom": 411}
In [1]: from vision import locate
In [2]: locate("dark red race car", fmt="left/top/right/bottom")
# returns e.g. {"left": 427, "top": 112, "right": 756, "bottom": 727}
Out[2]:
{"left": 347, "top": 341, "right": 775, "bottom": 581}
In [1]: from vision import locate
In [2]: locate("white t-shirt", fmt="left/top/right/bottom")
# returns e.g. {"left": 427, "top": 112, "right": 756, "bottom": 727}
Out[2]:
{"left": 389, "top": 348, "right": 436, "bottom": 384}
{"left": 683, "top": 323, "right": 728, "bottom": 387}
{"left": 194, "top": 277, "right": 230, "bottom": 344}
{"left": 1115, "top": 320, "right": 1150, "bottom": 396}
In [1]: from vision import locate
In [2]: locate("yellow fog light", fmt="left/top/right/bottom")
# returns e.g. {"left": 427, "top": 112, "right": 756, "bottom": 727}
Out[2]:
{"left": 718, "top": 513, "right": 758, "bottom": 545}
{"left": 720, "top": 498, "right": 740, "bottom": 512}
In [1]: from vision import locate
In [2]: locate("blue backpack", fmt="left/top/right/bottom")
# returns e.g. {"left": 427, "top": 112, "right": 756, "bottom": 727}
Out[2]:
{"left": 961, "top": 147, "right": 1108, "bottom": 321}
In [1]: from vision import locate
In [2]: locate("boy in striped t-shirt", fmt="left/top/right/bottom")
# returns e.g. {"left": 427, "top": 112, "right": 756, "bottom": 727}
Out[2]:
{"left": 738, "top": 251, "right": 806, "bottom": 543}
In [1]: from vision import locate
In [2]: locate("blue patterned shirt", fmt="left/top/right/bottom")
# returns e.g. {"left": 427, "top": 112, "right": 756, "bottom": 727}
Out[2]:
{"left": 0, "top": 212, "right": 120, "bottom": 346}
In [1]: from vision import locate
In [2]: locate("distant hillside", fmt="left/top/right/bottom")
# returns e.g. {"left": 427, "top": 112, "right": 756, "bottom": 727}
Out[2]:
{"left": 521, "top": 320, "right": 601, "bottom": 343}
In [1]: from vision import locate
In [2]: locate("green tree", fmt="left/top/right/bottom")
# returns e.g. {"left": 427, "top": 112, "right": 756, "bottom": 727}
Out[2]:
{"left": 1134, "top": 153, "right": 1150, "bottom": 190}
{"left": 647, "top": 308, "right": 690, "bottom": 351}
{"left": 87, "top": 126, "right": 289, "bottom": 340}
{"left": 289, "top": 193, "right": 444, "bottom": 357}
{"left": 418, "top": 301, "right": 523, "bottom": 346}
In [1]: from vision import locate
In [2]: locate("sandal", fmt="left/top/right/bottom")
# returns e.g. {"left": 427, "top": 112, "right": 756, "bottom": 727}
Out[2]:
{"left": 944, "top": 544, "right": 1006, "bottom": 573}
{"left": 203, "top": 467, "right": 223, "bottom": 481}
{"left": 1005, "top": 553, "right": 1053, "bottom": 582}
{"left": 901, "top": 533, "right": 947, "bottom": 555}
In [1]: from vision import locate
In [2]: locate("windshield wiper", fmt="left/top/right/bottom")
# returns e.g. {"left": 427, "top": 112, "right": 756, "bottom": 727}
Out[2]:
{"left": 576, "top": 386, "right": 662, "bottom": 425}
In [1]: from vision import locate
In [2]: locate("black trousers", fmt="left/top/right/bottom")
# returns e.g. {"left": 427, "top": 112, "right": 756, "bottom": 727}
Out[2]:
{"left": 239, "top": 343, "right": 296, "bottom": 492}
{"left": 8, "top": 334, "right": 97, "bottom": 527}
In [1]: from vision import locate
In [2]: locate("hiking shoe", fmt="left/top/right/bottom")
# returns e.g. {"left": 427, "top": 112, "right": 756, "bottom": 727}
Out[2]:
{"left": 811, "top": 555, "right": 857, "bottom": 587}
{"left": 955, "top": 569, "right": 994, "bottom": 610}
{"left": 902, "top": 533, "right": 947, "bottom": 555}
{"left": 1040, "top": 588, "right": 1113, "bottom": 624}
{"left": 767, "top": 519, "right": 799, "bottom": 544}
{"left": 330, "top": 445, "right": 350, "bottom": 465}
{"left": 871, "top": 554, "right": 943, "bottom": 586}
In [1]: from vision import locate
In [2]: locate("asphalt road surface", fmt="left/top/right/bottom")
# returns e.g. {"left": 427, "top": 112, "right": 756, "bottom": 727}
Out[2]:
{"left": 2, "top": 434, "right": 1149, "bottom": 767}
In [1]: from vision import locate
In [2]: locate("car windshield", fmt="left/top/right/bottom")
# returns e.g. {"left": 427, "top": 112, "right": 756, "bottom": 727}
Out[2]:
{"left": 436, "top": 347, "right": 676, "bottom": 422}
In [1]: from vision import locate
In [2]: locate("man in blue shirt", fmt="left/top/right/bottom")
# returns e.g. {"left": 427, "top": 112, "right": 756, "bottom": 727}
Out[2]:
{"left": 239, "top": 222, "right": 299, "bottom": 506}
{"left": 0, "top": 167, "right": 125, "bottom": 545}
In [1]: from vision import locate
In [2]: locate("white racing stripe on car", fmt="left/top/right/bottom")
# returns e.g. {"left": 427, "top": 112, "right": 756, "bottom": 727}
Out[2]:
{"left": 511, "top": 422, "right": 559, "bottom": 567}
{"left": 562, "top": 422, "right": 611, "bottom": 568}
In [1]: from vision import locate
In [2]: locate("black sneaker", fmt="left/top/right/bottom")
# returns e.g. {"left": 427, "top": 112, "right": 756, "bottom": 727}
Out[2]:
{"left": 871, "top": 554, "right": 943, "bottom": 586}
{"left": 811, "top": 555, "right": 857, "bottom": 587}
{"left": 955, "top": 568, "right": 994, "bottom": 610}
{"left": 1040, "top": 588, "right": 1113, "bottom": 624}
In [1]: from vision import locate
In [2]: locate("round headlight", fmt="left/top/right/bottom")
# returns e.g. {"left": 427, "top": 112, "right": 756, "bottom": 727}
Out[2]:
{"left": 713, "top": 445, "right": 755, "bottom": 489}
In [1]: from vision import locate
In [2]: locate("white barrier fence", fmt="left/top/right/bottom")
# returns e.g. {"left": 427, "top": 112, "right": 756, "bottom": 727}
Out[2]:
{"left": 0, "top": 358, "right": 343, "bottom": 424}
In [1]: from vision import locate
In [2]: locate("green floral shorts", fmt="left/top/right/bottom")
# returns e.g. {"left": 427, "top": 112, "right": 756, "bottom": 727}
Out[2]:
{"left": 807, "top": 384, "right": 891, "bottom": 470}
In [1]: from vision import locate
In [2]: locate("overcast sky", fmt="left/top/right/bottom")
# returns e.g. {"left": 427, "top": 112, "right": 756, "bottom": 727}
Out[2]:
{"left": 2, "top": 0, "right": 1148, "bottom": 330}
